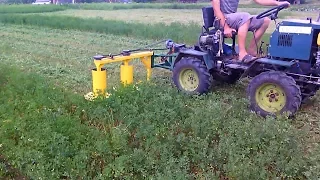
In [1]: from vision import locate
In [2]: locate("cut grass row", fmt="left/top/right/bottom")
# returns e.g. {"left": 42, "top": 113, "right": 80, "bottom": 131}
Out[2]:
{"left": 0, "top": 14, "right": 201, "bottom": 45}
{"left": 1, "top": 62, "right": 320, "bottom": 179}
{"left": 54, "top": 2, "right": 320, "bottom": 11}
{"left": 44, "top": 8, "right": 295, "bottom": 27}
{"left": 0, "top": 12, "right": 276, "bottom": 46}
{"left": 0, "top": 4, "right": 67, "bottom": 13}
{"left": 0, "top": 3, "right": 268, "bottom": 13}
{"left": 0, "top": 2, "right": 318, "bottom": 14}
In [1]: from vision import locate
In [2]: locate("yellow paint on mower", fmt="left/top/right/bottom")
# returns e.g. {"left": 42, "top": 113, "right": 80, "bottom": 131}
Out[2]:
{"left": 85, "top": 51, "right": 154, "bottom": 100}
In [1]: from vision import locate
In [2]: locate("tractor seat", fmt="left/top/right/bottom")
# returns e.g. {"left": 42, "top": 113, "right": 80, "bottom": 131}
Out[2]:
{"left": 202, "top": 6, "right": 237, "bottom": 38}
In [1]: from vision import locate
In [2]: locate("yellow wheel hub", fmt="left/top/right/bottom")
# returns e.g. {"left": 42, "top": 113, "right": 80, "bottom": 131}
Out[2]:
{"left": 179, "top": 68, "right": 199, "bottom": 91}
{"left": 255, "top": 83, "right": 286, "bottom": 113}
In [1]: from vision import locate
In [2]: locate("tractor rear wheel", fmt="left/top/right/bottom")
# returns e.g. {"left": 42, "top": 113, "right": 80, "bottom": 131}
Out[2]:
{"left": 172, "top": 57, "right": 212, "bottom": 94}
{"left": 247, "top": 71, "right": 302, "bottom": 117}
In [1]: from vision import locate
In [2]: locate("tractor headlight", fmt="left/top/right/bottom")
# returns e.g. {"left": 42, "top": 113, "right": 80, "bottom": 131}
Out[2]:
{"left": 318, "top": 33, "right": 320, "bottom": 46}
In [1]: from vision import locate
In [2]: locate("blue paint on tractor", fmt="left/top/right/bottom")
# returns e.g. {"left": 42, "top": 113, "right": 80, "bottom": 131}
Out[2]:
{"left": 256, "top": 58, "right": 295, "bottom": 67}
{"left": 269, "top": 19, "right": 320, "bottom": 61}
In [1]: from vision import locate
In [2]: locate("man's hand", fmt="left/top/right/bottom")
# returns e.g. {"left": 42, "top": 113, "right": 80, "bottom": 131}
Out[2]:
{"left": 224, "top": 26, "right": 236, "bottom": 38}
{"left": 254, "top": 0, "right": 290, "bottom": 7}
{"left": 276, "top": 0, "right": 290, "bottom": 7}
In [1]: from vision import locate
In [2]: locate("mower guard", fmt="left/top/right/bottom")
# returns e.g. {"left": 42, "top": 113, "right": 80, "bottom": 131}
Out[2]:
{"left": 174, "top": 48, "right": 215, "bottom": 70}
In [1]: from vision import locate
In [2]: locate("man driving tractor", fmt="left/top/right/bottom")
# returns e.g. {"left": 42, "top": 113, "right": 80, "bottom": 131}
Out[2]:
{"left": 211, "top": 0, "right": 291, "bottom": 63}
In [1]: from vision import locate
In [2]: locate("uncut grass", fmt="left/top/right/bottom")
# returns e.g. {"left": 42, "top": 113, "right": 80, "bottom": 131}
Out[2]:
{"left": 1, "top": 63, "right": 319, "bottom": 179}
{"left": 0, "top": 155, "right": 28, "bottom": 179}
{"left": 1, "top": 22, "right": 319, "bottom": 157}
{"left": 0, "top": 64, "right": 130, "bottom": 179}
{"left": 0, "top": 19, "right": 319, "bottom": 178}
{"left": 0, "top": 1, "right": 317, "bottom": 13}
{"left": 0, "top": 4, "right": 67, "bottom": 14}
{"left": 1, "top": 23, "right": 319, "bottom": 119}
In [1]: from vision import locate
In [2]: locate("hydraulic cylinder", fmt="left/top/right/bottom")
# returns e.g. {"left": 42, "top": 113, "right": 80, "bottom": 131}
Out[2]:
{"left": 120, "top": 61, "right": 133, "bottom": 85}
{"left": 92, "top": 68, "right": 107, "bottom": 96}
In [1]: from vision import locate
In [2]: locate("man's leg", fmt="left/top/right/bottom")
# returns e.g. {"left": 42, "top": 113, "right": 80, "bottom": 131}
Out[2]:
{"left": 237, "top": 20, "right": 251, "bottom": 61}
{"left": 225, "top": 12, "right": 256, "bottom": 61}
{"left": 247, "top": 17, "right": 271, "bottom": 56}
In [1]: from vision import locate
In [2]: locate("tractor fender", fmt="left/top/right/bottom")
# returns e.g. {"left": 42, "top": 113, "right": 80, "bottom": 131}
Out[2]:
{"left": 173, "top": 48, "right": 214, "bottom": 70}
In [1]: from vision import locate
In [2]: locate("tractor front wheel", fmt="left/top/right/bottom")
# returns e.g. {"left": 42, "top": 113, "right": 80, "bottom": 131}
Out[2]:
{"left": 247, "top": 71, "right": 302, "bottom": 117}
{"left": 173, "top": 57, "right": 212, "bottom": 94}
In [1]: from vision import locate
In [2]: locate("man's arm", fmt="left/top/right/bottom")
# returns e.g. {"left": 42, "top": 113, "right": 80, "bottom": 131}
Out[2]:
{"left": 254, "top": 0, "right": 289, "bottom": 6}
{"left": 211, "top": 0, "right": 235, "bottom": 37}
{"left": 212, "top": 0, "right": 228, "bottom": 28}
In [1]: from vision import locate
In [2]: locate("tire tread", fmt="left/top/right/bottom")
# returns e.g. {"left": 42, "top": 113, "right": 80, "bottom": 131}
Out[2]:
{"left": 172, "top": 57, "right": 212, "bottom": 94}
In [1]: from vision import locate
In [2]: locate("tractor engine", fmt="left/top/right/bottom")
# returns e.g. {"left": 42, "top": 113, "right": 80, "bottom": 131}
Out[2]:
{"left": 198, "top": 29, "right": 225, "bottom": 56}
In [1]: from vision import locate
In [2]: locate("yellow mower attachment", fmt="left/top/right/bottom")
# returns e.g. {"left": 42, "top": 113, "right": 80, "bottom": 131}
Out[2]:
{"left": 86, "top": 51, "right": 154, "bottom": 100}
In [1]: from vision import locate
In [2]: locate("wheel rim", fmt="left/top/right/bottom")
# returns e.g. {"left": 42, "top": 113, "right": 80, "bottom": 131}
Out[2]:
{"left": 255, "top": 83, "right": 286, "bottom": 113}
{"left": 179, "top": 68, "right": 199, "bottom": 91}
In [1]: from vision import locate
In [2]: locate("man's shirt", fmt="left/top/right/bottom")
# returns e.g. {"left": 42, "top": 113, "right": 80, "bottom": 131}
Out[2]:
{"left": 220, "top": 0, "right": 240, "bottom": 14}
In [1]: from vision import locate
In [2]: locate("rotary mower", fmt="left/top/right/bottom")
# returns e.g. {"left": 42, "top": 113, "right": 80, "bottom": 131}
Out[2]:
{"left": 93, "top": 4, "right": 320, "bottom": 117}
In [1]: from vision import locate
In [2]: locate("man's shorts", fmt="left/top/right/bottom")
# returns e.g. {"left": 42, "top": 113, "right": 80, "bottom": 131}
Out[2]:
{"left": 224, "top": 12, "right": 265, "bottom": 32}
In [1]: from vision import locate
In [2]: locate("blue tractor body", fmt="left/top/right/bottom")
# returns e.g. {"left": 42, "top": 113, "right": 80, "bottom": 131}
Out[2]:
{"left": 269, "top": 19, "right": 320, "bottom": 61}
{"left": 150, "top": 5, "right": 320, "bottom": 117}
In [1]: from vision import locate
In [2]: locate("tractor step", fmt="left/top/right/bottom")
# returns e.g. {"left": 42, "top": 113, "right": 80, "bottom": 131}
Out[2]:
{"left": 225, "top": 63, "right": 249, "bottom": 70}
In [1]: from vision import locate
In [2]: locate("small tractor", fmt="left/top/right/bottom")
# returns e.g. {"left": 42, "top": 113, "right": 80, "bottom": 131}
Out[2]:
{"left": 152, "top": 4, "right": 320, "bottom": 117}
{"left": 93, "top": 4, "right": 320, "bottom": 117}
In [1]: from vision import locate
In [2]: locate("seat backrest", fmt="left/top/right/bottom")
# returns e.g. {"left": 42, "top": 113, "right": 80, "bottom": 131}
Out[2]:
{"left": 202, "top": 6, "right": 215, "bottom": 30}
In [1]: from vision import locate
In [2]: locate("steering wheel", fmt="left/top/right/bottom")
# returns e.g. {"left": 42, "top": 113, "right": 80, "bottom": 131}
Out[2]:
{"left": 256, "top": 4, "right": 289, "bottom": 20}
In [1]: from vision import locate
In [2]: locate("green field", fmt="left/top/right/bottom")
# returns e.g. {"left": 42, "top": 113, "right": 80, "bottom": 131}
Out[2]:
{"left": 0, "top": 2, "right": 320, "bottom": 179}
